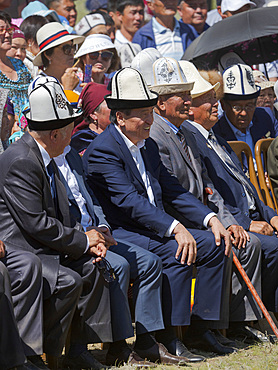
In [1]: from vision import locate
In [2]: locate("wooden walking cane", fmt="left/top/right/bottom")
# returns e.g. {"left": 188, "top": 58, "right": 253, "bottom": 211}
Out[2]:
{"left": 232, "top": 250, "right": 278, "bottom": 339}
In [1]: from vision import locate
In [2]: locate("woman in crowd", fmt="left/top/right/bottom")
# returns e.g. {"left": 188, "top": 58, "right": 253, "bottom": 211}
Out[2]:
{"left": 71, "top": 82, "right": 110, "bottom": 155}
{"left": 75, "top": 34, "right": 119, "bottom": 88}
{"left": 0, "top": 11, "right": 32, "bottom": 118}
{"left": 6, "top": 25, "right": 27, "bottom": 62}
{"left": 20, "top": 14, "right": 49, "bottom": 78}
{"left": 253, "top": 70, "right": 278, "bottom": 119}
{"left": 33, "top": 22, "right": 84, "bottom": 91}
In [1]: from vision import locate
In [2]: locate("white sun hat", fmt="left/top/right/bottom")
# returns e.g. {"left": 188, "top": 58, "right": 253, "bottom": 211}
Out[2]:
{"left": 25, "top": 76, "right": 82, "bottom": 130}
{"left": 33, "top": 22, "right": 84, "bottom": 66}
{"left": 221, "top": 0, "right": 256, "bottom": 13}
{"left": 131, "top": 47, "right": 162, "bottom": 85}
{"left": 253, "top": 70, "right": 275, "bottom": 90}
{"left": 179, "top": 61, "right": 220, "bottom": 99}
{"left": 105, "top": 67, "right": 158, "bottom": 110}
{"left": 75, "top": 13, "right": 106, "bottom": 36}
{"left": 150, "top": 57, "right": 194, "bottom": 95}
{"left": 75, "top": 34, "right": 114, "bottom": 59}
{"left": 223, "top": 63, "right": 260, "bottom": 100}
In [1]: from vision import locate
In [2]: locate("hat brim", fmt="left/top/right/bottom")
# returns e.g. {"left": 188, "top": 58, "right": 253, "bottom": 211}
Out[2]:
{"left": 224, "top": 85, "right": 261, "bottom": 101}
{"left": 25, "top": 108, "right": 83, "bottom": 131}
{"left": 191, "top": 82, "right": 220, "bottom": 99}
{"left": 149, "top": 82, "right": 194, "bottom": 96}
{"left": 33, "top": 34, "right": 84, "bottom": 66}
{"left": 105, "top": 92, "right": 159, "bottom": 110}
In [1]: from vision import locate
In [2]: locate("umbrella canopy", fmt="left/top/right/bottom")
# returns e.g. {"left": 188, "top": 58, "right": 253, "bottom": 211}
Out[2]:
{"left": 182, "top": 6, "right": 278, "bottom": 70}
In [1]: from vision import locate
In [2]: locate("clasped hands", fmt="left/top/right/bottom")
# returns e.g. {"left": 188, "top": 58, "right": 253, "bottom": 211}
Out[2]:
{"left": 85, "top": 226, "right": 117, "bottom": 262}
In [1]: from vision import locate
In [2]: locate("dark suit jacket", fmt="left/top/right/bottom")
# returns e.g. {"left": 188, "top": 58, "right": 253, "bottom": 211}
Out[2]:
{"left": 184, "top": 121, "right": 277, "bottom": 230}
{"left": 267, "top": 136, "right": 278, "bottom": 204}
{"left": 150, "top": 113, "right": 237, "bottom": 229}
{"left": 213, "top": 107, "right": 278, "bottom": 144}
{"left": 83, "top": 123, "right": 212, "bottom": 238}
{"left": 0, "top": 133, "right": 87, "bottom": 297}
{"left": 59, "top": 147, "right": 110, "bottom": 229}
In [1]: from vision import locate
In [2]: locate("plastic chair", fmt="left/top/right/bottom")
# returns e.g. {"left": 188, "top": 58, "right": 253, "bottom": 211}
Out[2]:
{"left": 255, "top": 138, "right": 278, "bottom": 212}
{"left": 227, "top": 141, "right": 264, "bottom": 202}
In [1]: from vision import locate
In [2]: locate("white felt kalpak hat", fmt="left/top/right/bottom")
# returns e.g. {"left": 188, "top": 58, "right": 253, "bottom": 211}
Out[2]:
{"left": 75, "top": 13, "right": 106, "bottom": 36}
{"left": 75, "top": 34, "right": 114, "bottom": 59}
{"left": 223, "top": 63, "right": 260, "bottom": 100}
{"left": 218, "top": 52, "right": 246, "bottom": 74}
{"left": 131, "top": 47, "right": 162, "bottom": 85}
{"left": 105, "top": 67, "right": 158, "bottom": 110}
{"left": 253, "top": 70, "right": 275, "bottom": 90}
{"left": 150, "top": 57, "right": 194, "bottom": 95}
{"left": 221, "top": 0, "right": 256, "bottom": 13}
{"left": 33, "top": 23, "right": 84, "bottom": 66}
{"left": 25, "top": 76, "right": 82, "bottom": 130}
{"left": 179, "top": 61, "right": 220, "bottom": 99}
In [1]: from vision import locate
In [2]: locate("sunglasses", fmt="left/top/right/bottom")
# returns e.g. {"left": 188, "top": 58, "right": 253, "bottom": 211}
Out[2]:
{"left": 0, "top": 27, "right": 14, "bottom": 36}
{"left": 58, "top": 44, "right": 76, "bottom": 55}
{"left": 88, "top": 51, "right": 114, "bottom": 61}
{"left": 95, "top": 257, "right": 116, "bottom": 283}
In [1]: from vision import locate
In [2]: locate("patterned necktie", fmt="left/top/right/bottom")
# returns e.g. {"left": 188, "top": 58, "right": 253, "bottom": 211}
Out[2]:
{"left": 47, "top": 160, "right": 59, "bottom": 217}
{"left": 176, "top": 130, "right": 192, "bottom": 163}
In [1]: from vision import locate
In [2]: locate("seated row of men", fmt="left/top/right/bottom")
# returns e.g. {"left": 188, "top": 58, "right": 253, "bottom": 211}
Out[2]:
{"left": 1, "top": 60, "right": 278, "bottom": 370}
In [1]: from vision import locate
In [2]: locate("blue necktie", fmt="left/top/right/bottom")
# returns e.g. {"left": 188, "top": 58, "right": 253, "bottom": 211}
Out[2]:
{"left": 47, "top": 160, "right": 59, "bottom": 217}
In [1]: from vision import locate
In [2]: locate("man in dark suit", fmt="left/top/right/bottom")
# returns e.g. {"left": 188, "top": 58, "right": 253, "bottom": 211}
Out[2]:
{"left": 0, "top": 76, "right": 115, "bottom": 369}
{"left": 149, "top": 60, "right": 264, "bottom": 342}
{"left": 54, "top": 145, "right": 165, "bottom": 367}
{"left": 83, "top": 66, "right": 235, "bottom": 359}
{"left": 183, "top": 81, "right": 278, "bottom": 324}
{"left": 213, "top": 64, "right": 278, "bottom": 162}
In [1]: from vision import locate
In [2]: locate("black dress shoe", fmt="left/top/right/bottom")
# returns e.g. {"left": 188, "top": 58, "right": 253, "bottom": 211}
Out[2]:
{"left": 63, "top": 350, "right": 107, "bottom": 369}
{"left": 26, "top": 356, "right": 49, "bottom": 370}
{"left": 185, "top": 330, "right": 237, "bottom": 356}
{"left": 106, "top": 346, "right": 156, "bottom": 367}
{"left": 227, "top": 325, "right": 269, "bottom": 344}
{"left": 10, "top": 361, "right": 43, "bottom": 370}
{"left": 134, "top": 342, "right": 190, "bottom": 365}
{"left": 212, "top": 329, "right": 237, "bottom": 347}
{"left": 165, "top": 338, "right": 205, "bottom": 363}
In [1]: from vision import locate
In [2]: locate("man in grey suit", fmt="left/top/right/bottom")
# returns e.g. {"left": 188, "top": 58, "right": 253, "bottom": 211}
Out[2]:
{"left": 0, "top": 76, "right": 115, "bottom": 369}
{"left": 149, "top": 59, "right": 264, "bottom": 344}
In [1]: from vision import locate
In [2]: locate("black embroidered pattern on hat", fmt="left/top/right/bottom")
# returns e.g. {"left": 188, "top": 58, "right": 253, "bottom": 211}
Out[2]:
{"left": 226, "top": 71, "right": 236, "bottom": 90}
{"left": 158, "top": 61, "right": 174, "bottom": 83}
{"left": 55, "top": 93, "right": 67, "bottom": 110}
{"left": 246, "top": 69, "right": 255, "bottom": 88}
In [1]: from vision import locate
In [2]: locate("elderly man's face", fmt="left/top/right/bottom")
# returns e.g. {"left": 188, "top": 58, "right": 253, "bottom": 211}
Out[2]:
{"left": 117, "top": 106, "right": 154, "bottom": 144}
{"left": 178, "top": 0, "right": 207, "bottom": 31}
{"left": 148, "top": 0, "right": 179, "bottom": 18}
{"left": 191, "top": 90, "right": 218, "bottom": 130}
{"left": 222, "top": 98, "right": 256, "bottom": 133}
{"left": 54, "top": 0, "right": 77, "bottom": 27}
{"left": 158, "top": 91, "right": 192, "bottom": 127}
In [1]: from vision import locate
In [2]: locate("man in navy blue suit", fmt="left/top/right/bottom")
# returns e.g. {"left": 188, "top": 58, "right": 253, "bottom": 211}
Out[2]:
{"left": 184, "top": 77, "right": 278, "bottom": 328}
{"left": 214, "top": 64, "right": 278, "bottom": 163}
{"left": 83, "top": 67, "right": 236, "bottom": 357}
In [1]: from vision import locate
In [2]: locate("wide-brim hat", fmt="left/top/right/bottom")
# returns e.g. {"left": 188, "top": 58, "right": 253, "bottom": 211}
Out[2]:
{"left": 131, "top": 47, "right": 162, "bottom": 86}
{"left": 75, "top": 34, "right": 114, "bottom": 59}
{"left": 105, "top": 67, "right": 158, "bottom": 110}
{"left": 33, "top": 23, "right": 84, "bottom": 66}
{"left": 75, "top": 13, "right": 106, "bottom": 36}
{"left": 221, "top": 0, "right": 256, "bottom": 13}
{"left": 179, "top": 60, "right": 220, "bottom": 99}
{"left": 223, "top": 63, "right": 260, "bottom": 100}
{"left": 150, "top": 57, "right": 194, "bottom": 95}
{"left": 253, "top": 70, "right": 275, "bottom": 91}
{"left": 25, "top": 76, "right": 82, "bottom": 130}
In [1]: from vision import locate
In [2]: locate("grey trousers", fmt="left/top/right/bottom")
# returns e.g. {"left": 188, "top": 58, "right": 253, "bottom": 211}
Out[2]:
{"left": 0, "top": 261, "right": 26, "bottom": 369}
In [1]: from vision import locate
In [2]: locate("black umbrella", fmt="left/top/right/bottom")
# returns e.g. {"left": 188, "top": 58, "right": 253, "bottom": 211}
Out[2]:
{"left": 182, "top": 6, "right": 278, "bottom": 70}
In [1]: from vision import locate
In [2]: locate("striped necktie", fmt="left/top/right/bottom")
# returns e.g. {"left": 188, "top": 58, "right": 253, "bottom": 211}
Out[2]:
{"left": 177, "top": 129, "right": 192, "bottom": 163}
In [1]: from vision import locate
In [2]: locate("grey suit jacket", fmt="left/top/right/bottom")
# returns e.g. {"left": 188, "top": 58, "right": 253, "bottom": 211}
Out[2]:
{"left": 0, "top": 133, "right": 87, "bottom": 297}
{"left": 150, "top": 113, "right": 237, "bottom": 229}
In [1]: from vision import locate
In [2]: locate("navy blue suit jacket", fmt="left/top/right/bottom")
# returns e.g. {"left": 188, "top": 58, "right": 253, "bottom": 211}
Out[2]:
{"left": 184, "top": 121, "right": 277, "bottom": 230}
{"left": 213, "top": 107, "right": 278, "bottom": 143}
{"left": 83, "top": 123, "right": 212, "bottom": 238}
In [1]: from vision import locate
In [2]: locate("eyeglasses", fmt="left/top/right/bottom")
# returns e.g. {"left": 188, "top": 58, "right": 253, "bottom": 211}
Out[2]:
{"left": 58, "top": 44, "right": 76, "bottom": 55}
{"left": 88, "top": 51, "right": 114, "bottom": 61}
{"left": 95, "top": 257, "right": 116, "bottom": 283}
{"left": 228, "top": 102, "right": 256, "bottom": 113}
{"left": 0, "top": 27, "right": 14, "bottom": 36}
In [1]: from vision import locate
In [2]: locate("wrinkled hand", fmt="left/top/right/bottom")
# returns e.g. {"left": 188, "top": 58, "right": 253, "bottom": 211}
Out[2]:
{"left": 227, "top": 224, "right": 250, "bottom": 249}
{"left": 87, "top": 243, "right": 107, "bottom": 262}
{"left": 270, "top": 216, "right": 278, "bottom": 237}
{"left": 86, "top": 226, "right": 116, "bottom": 248}
{"left": 61, "top": 67, "right": 79, "bottom": 90}
{"left": 249, "top": 220, "right": 274, "bottom": 236}
{"left": 208, "top": 216, "right": 232, "bottom": 256}
{"left": 173, "top": 223, "right": 197, "bottom": 265}
{"left": 0, "top": 240, "right": 5, "bottom": 258}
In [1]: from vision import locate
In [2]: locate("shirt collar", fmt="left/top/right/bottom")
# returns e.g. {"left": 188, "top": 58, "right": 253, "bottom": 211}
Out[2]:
{"left": 152, "top": 17, "right": 180, "bottom": 34}
{"left": 35, "top": 139, "right": 51, "bottom": 168}
{"left": 156, "top": 113, "right": 180, "bottom": 134}
{"left": 187, "top": 120, "right": 210, "bottom": 139}
{"left": 224, "top": 113, "right": 253, "bottom": 137}
{"left": 115, "top": 124, "right": 145, "bottom": 150}
{"left": 54, "top": 145, "right": 71, "bottom": 165}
